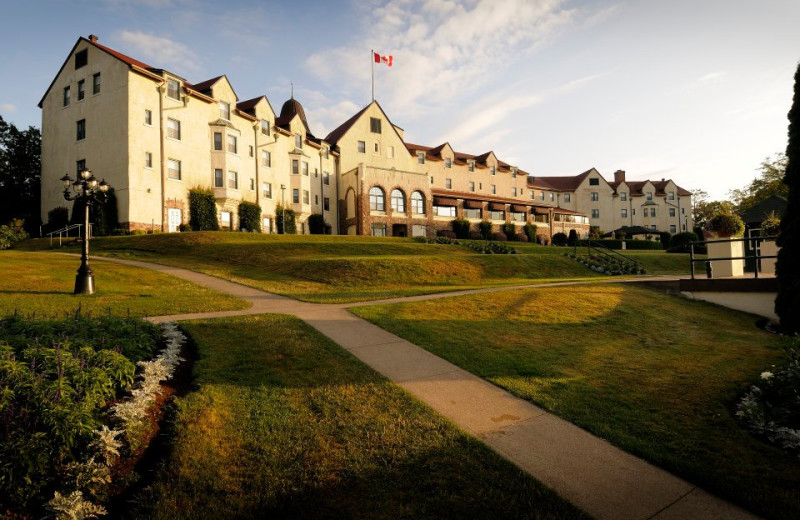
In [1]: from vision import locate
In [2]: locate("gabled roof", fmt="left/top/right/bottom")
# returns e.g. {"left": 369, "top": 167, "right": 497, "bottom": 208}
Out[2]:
{"left": 325, "top": 103, "right": 372, "bottom": 146}
{"left": 739, "top": 194, "right": 787, "bottom": 224}
{"left": 528, "top": 168, "right": 597, "bottom": 191}
{"left": 609, "top": 179, "right": 691, "bottom": 197}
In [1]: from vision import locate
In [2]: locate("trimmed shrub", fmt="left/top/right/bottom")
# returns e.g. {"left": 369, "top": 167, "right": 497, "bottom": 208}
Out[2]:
{"left": 275, "top": 204, "right": 296, "bottom": 234}
{"left": 516, "top": 233, "right": 529, "bottom": 242}
{"left": 0, "top": 224, "right": 27, "bottom": 250}
{"left": 189, "top": 188, "right": 219, "bottom": 231}
{"left": 468, "top": 230, "right": 483, "bottom": 240}
{"left": 47, "top": 206, "right": 69, "bottom": 232}
{"left": 708, "top": 212, "right": 744, "bottom": 237}
{"left": 451, "top": 218, "right": 471, "bottom": 239}
{"left": 479, "top": 220, "right": 492, "bottom": 239}
{"left": 567, "top": 229, "right": 578, "bottom": 246}
{"left": 659, "top": 232, "right": 671, "bottom": 250}
{"left": 669, "top": 231, "right": 699, "bottom": 253}
{"left": 524, "top": 223, "right": 537, "bottom": 242}
{"left": 491, "top": 231, "right": 507, "bottom": 241}
{"left": 552, "top": 232, "right": 568, "bottom": 246}
{"left": 237, "top": 201, "right": 262, "bottom": 232}
{"left": 307, "top": 213, "right": 327, "bottom": 235}
{"left": 502, "top": 222, "right": 517, "bottom": 240}
{"left": 437, "top": 229, "right": 457, "bottom": 239}
{"left": 92, "top": 187, "right": 119, "bottom": 236}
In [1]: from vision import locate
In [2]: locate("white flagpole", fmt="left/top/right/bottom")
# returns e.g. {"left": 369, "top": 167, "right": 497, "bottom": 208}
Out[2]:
{"left": 371, "top": 49, "right": 375, "bottom": 102}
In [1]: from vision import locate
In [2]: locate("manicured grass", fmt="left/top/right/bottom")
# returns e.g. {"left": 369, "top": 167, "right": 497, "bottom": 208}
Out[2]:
{"left": 351, "top": 285, "right": 799, "bottom": 520}
{"left": 132, "top": 315, "right": 590, "bottom": 520}
{"left": 17, "top": 234, "right": 606, "bottom": 303}
{"left": 0, "top": 251, "right": 247, "bottom": 317}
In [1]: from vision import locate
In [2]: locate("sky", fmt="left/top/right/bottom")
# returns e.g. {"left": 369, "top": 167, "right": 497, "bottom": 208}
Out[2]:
{"left": 1, "top": 0, "right": 798, "bottom": 201}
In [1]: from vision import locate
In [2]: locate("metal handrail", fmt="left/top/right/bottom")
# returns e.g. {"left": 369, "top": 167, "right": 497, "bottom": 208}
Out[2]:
{"left": 47, "top": 223, "right": 92, "bottom": 246}
{"left": 689, "top": 235, "right": 777, "bottom": 279}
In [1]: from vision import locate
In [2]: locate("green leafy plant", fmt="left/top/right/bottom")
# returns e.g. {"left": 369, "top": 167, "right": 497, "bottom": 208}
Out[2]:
{"left": 188, "top": 188, "right": 219, "bottom": 231}
{"left": 307, "top": 213, "right": 328, "bottom": 235}
{"left": 451, "top": 218, "right": 470, "bottom": 239}
{"left": 523, "top": 223, "right": 537, "bottom": 242}
{"left": 708, "top": 212, "right": 745, "bottom": 238}
{"left": 669, "top": 231, "right": 699, "bottom": 253}
{"left": 502, "top": 222, "right": 517, "bottom": 240}
{"left": 552, "top": 232, "right": 568, "bottom": 246}
{"left": 275, "top": 204, "right": 296, "bottom": 234}
{"left": 478, "top": 220, "right": 492, "bottom": 240}
{"left": 237, "top": 201, "right": 262, "bottom": 232}
{"left": 761, "top": 212, "right": 781, "bottom": 237}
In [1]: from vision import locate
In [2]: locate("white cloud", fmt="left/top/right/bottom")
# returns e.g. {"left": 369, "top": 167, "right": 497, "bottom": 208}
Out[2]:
{"left": 0, "top": 103, "right": 16, "bottom": 112}
{"left": 115, "top": 30, "right": 202, "bottom": 73}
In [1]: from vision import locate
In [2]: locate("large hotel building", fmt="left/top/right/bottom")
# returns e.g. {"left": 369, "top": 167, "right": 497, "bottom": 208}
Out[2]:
{"left": 40, "top": 35, "right": 692, "bottom": 239}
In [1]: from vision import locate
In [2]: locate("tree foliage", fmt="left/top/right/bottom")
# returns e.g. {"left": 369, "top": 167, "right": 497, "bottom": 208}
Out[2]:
{"left": 188, "top": 188, "right": 219, "bottom": 231}
{"left": 691, "top": 189, "right": 734, "bottom": 230}
{"left": 237, "top": 201, "right": 261, "bottom": 232}
{"left": 776, "top": 63, "right": 800, "bottom": 332}
{"left": 0, "top": 116, "right": 41, "bottom": 232}
{"left": 275, "top": 204, "right": 296, "bottom": 234}
{"left": 730, "top": 153, "right": 789, "bottom": 212}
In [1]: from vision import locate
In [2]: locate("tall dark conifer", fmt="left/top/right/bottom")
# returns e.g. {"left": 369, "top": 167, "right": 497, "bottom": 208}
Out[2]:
{"left": 775, "top": 63, "right": 800, "bottom": 332}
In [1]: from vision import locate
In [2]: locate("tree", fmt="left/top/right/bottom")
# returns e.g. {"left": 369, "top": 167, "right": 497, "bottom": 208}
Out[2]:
{"left": 0, "top": 116, "right": 41, "bottom": 232}
{"left": 691, "top": 189, "right": 734, "bottom": 230}
{"left": 729, "top": 153, "right": 789, "bottom": 212}
{"left": 776, "top": 63, "right": 800, "bottom": 332}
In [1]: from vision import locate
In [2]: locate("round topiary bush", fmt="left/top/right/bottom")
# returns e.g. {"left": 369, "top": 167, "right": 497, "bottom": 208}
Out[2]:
{"left": 552, "top": 232, "right": 568, "bottom": 246}
{"left": 468, "top": 231, "right": 483, "bottom": 240}
{"left": 761, "top": 213, "right": 781, "bottom": 237}
{"left": 708, "top": 212, "right": 745, "bottom": 238}
{"left": 437, "top": 229, "right": 457, "bottom": 239}
{"left": 516, "top": 233, "right": 529, "bottom": 242}
{"left": 669, "top": 231, "right": 699, "bottom": 253}
{"left": 492, "top": 232, "right": 508, "bottom": 241}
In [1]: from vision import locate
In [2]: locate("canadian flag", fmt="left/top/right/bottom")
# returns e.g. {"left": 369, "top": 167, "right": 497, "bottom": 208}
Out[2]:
{"left": 374, "top": 52, "right": 393, "bottom": 67}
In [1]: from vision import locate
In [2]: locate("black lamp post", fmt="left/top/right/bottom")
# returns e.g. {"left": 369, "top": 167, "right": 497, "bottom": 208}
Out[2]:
{"left": 60, "top": 168, "right": 110, "bottom": 295}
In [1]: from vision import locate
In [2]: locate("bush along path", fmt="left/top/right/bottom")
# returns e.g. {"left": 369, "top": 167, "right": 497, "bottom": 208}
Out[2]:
{"left": 71, "top": 254, "right": 763, "bottom": 520}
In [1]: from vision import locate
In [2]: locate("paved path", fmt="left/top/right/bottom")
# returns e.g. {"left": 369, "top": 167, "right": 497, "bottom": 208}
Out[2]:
{"left": 93, "top": 256, "right": 759, "bottom": 520}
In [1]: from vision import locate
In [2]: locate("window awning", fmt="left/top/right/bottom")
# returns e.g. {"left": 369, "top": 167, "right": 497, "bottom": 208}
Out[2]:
{"left": 532, "top": 207, "right": 551, "bottom": 215}
{"left": 463, "top": 200, "right": 483, "bottom": 209}
{"left": 488, "top": 202, "right": 506, "bottom": 211}
{"left": 510, "top": 204, "right": 528, "bottom": 213}
{"left": 433, "top": 196, "right": 458, "bottom": 207}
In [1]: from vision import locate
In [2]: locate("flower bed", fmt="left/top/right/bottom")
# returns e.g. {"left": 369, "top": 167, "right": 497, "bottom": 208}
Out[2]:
{"left": 564, "top": 252, "right": 645, "bottom": 275}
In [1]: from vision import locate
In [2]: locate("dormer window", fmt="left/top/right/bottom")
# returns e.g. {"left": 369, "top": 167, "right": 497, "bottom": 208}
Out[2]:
{"left": 220, "top": 101, "right": 230, "bottom": 120}
{"left": 261, "top": 120, "right": 270, "bottom": 135}
{"left": 370, "top": 117, "right": 382, "bottom": 134}
{"left": 75, "top": 49, "right": 87, "bottom": 69}
{"left": 295, "top": 133, "right": 302, "bottom": 149}
{"left": 445, "top": 158, "right": 451, "bottom": 168}
{"left": 167, "top": 79, "right": 180, "bottom": 100}
{"left": 322, "top": 147, "right": 329, "bottom": 159}
{"left": 511, "top": 168, "right": 517, "bottom": 178}
{"left": 646, "top": 191, "right": 653, "bottom": 200}
{"left": 620, "top": 192, "right": 627, "bottom": 201}
{"left": 490, "top": 166, "right": 496, "bottom": 176}
{"left": 589, "top": 178, "right": 599, "bottom": 186}
{"left": 668, "top": 191, "right": 675, "bottom": 200}
{"left": 468, "top": 161, "right": 475, "bottom": 172}
{"left": 418, "top": 152, "right": 425, "bottom": 164}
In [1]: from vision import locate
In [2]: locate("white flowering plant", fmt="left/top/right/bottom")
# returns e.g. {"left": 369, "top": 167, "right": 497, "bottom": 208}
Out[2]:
{"left": 737, "top": 336, "right": 800, "bottom": 455}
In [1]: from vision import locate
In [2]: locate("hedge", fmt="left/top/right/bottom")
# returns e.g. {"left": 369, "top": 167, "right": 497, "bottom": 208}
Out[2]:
{"left": 238, "top": 201, "right": 262, "bottom": 232}
{"left": 451, "top": 218, "right": 471, "bottom": 239}
{"left": 579, "top": 239, "right": 663, "bottom": 250}
{"left": 189, "top": 188, "right": 219, "bottom": 231}
{"left": 276, "top": 204, "right": 296, "bottom": 234}
{"left": 308, "top": 213, "right": 329, "bottom": 234}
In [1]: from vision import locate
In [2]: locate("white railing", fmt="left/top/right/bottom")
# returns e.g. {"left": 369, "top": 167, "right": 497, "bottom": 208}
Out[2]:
{"left": 47, "top": 223, "right": 92, "bottom": 246}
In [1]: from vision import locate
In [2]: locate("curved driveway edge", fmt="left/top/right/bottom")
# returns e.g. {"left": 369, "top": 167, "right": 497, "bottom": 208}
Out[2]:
{"left": 89, "top": 255, "right": 759, "bottom": 520}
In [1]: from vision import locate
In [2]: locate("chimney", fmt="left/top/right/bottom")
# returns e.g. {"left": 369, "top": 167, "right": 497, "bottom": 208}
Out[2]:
{"left": 614, "top": 170, "right": 626, "bottom": 183}
{"left": 89, "top": 34, "right": 99, "bottom": 43}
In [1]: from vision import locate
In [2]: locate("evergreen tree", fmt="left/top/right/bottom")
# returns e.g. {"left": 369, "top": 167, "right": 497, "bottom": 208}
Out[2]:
{"left": 0, "top": 116, "right": 41, "bottom": 232}
{"left": 775, "top": 63, "right": 800, "bottom": 332}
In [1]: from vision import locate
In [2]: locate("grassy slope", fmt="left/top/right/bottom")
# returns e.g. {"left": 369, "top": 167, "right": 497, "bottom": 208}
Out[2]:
{"left": 352, "top": 285, "right": 799, "bottom": 520}
{"left": 14, "top": 233, "right": 696, "bottom": 303}
{"left": 0, "top": 251, "right": 247, "bottom": 317}
{"left": 134, "top": 315, "right": 590, "bottom": 520}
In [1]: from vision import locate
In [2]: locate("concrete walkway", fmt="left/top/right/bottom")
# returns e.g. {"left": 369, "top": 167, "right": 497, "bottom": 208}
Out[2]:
{"left": 93, "top": 256, "right": 759, "bottom": 520}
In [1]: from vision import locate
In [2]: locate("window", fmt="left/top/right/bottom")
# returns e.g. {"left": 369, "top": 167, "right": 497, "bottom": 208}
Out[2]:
{"left": 145, "top": 109, "right": 152, "bottom": 125}
{"left": 490, "top": 184, "right": 496, "bottom": 195}
{"left": 250, "top": 178, "right": 255, "bottom": 191}
{"left": 646, "top": 191, "right": 653, "bottom": 200}
{"left": 358, "top": 141, "right": 366, "bottom": 153}
{"left": 219, "top": 101, "right": 230, "bottom": 120}
{"left": 445, "top": 178, "right": 452, "bottom": 189}
{"left": 221, "top": 211, "right": 231, "bottom": 228}
{"left": 371, "top": 223, "right": 387, "bottom": 236}
{"left": 76, "top": 159, "right": 86, "bottom": 175}
{"left": 621, "top": 209, "right": 628, "bottom": 218}
{"left": 76, "top": 119, "right": 86, "bottom": 140}
{"left": 63, "top": 86, "right": 70, "bottom": 107}
{"left": 391, "top": 189, "right": 405, "bottom": 213}
{"left": 430, "top": 176, "right": 434, "bottom": 184}
{"left": 412, "top": 225, "right": 427, "bottom": 237}
{"left": 303, "top": 190, "right": 309, "bottom": 204}
{"left": 411, "top": 191, "right": 425, "bottom": 214}
{"left": 469, "top": 181, "right": 475, "bottom": 192}
{"left": 214, "top": 169, "right": 224, "bottom": 187}
{"left": 294, "top": 133, "right": 302, "bottom": 149}
{"left": 511, "top": 211, "right": 526, "bottom": 222}
{"left": 322, "top": 147, "right": 329, "bottom": 159}
{"left": 539, "top": 192, "right": 545, "bottom": 201}
{"left": 374, "top": 142, "right": 379, "bottom": 153}
{"left": 489, "top": 210, "right": 504, "bottom": 220}
{"left": 168, "top": 159, "right": 181, "bottom": 180}
{"left": 227, "top": 135, "right": 237, "bottom": 153}
{"left": 292, "top": 159, "right": 299, "bottom": 174}
{"left": 262, "top": 182, "right": 272, "bottom": 199}
{"left": 468, "top": 161, "right": 475, "bottom": 172}
{"left": 263, "top": 217, "right": 272, "bottom": 232}
{"left": 261, "top": 119, "right": 270, "bottom": 135}
{"left": 145, "top": 152, "right": 153, "bottom": 168}
{"left": 167, "top": 79, "right": 180, "bottom": 100}
{"left": 589, "top": 178, "right": 599, "bottom": 186}
{"left": 213, "top": 132, "right": 222, "bottom": 150}
{"left": 435, "top": 205, "right": 456, "bottom": 217}
{"left": 369, "top": 186, "right": 385, "bottom": 212}
{"left": 490, "top": 166, "right": 496, "bottom": 176}
{"left": 651, "top": 208, "right": 656, "bottom": 217}
{"left": 669, "top": 208, "right": 676, "bottom": 217}
{"left": 227, "top": 171, "right": 238, "bottom": 189}
{"left": 632, "top": 209, "right": 636, "bottom": 216}
{"left": 669, "top": 191, "right": 675, "bottom": 200}
{"left": 77, "top": 80, "right": 85, "bottom": 101}
{"left": 92, "top": 73, "right": 101, "bottom": 94}
{"left": 302, "top": 161, "right": 309, "bottom": 176}
{"left": 550, "top": 193, "right": 555, "bottom": 201}
{"left": 249, "top": 145, "right": 254, "bottom": 158}
{"left": 620, "top": 192, "right": 627, "bottom": 201}
{"left": 670, "top": 225, "right": 677, "bottom": 234}
{"left": 511, "top": 169, "right": 517, "bottom": 178}
{"left": 564, "top": 194, "right": 571, "bottom": 203}
{"left": 529, "top": 190, "right": 534, "bottom": 200}
{"left": 262, "top": 150, "right": 271, "bottom": 167}
{"left": 464, "top": 208, "right": 481, "bottom": 219}
{"left": 323, "top": 171, "right": 330, "bottom": 185}
{"left": 591, "top": 209, "right": 599, "bottom": 218}
{"left": 418, "top": 152, "right": 425, "bottom": 164}
{"left": 292, "top": 189, "right": 299, "bottom": 204}
{"left": 167, "top": 118, "right": 180, "bottom": 140}
{"left": 445, "top": 158, "right": 452, "bottom": 168}
{"left": 370, "top": 117, "right": 382, "bottom": 133}
{"left": 512, "top": 187, "right": 517, "bottom": 197}
{"left": 644, "top": 208, "right": 649, "bottom": 217}
{"left": 75, "top": 49, "right": 87, "bottom": 69}
{"left": 323, "top": 197, "right": 330, "bottom": 211}
{"left": 590, "top": 192, "right": 599, "bottom": 201}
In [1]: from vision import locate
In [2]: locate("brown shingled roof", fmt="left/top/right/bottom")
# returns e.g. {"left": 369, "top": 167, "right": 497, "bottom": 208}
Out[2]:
{"left": 324, "top": 103, "right": 371, "bottom": 146}
{"left": 189, "top": 75, "right": 224, "bottom": 94}
{"left": 527, "top": 168, "right": 596, "bottom": 191}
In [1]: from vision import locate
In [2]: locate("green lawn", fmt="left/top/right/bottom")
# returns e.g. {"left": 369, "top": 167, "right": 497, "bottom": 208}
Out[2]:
{"left": 131, "top": 315, "right": 590, "bottom": 520}
{"left": 18, "top": 233, "right": 622, "bottom": 303}
{"left": 351, "top": 285, "right": 799, "bottom": 520}
{"left": 0, "top": 251, "right": 247, "bottom": 317}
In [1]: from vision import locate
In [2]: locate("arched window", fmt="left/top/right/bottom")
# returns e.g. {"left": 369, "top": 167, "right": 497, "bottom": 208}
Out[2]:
{"left": 391, "top": 189, "right": 405, "bottom": 213}
{"left": 369, "top": 186, "right": 385, "bottom": 212}
{"left": 411, "top": 191, "right": 425, "bottom": 215}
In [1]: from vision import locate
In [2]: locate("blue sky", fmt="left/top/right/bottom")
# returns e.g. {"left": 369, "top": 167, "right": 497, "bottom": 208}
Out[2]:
{"left": 1, "top": 0, "right": 798, "bottom": 200}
